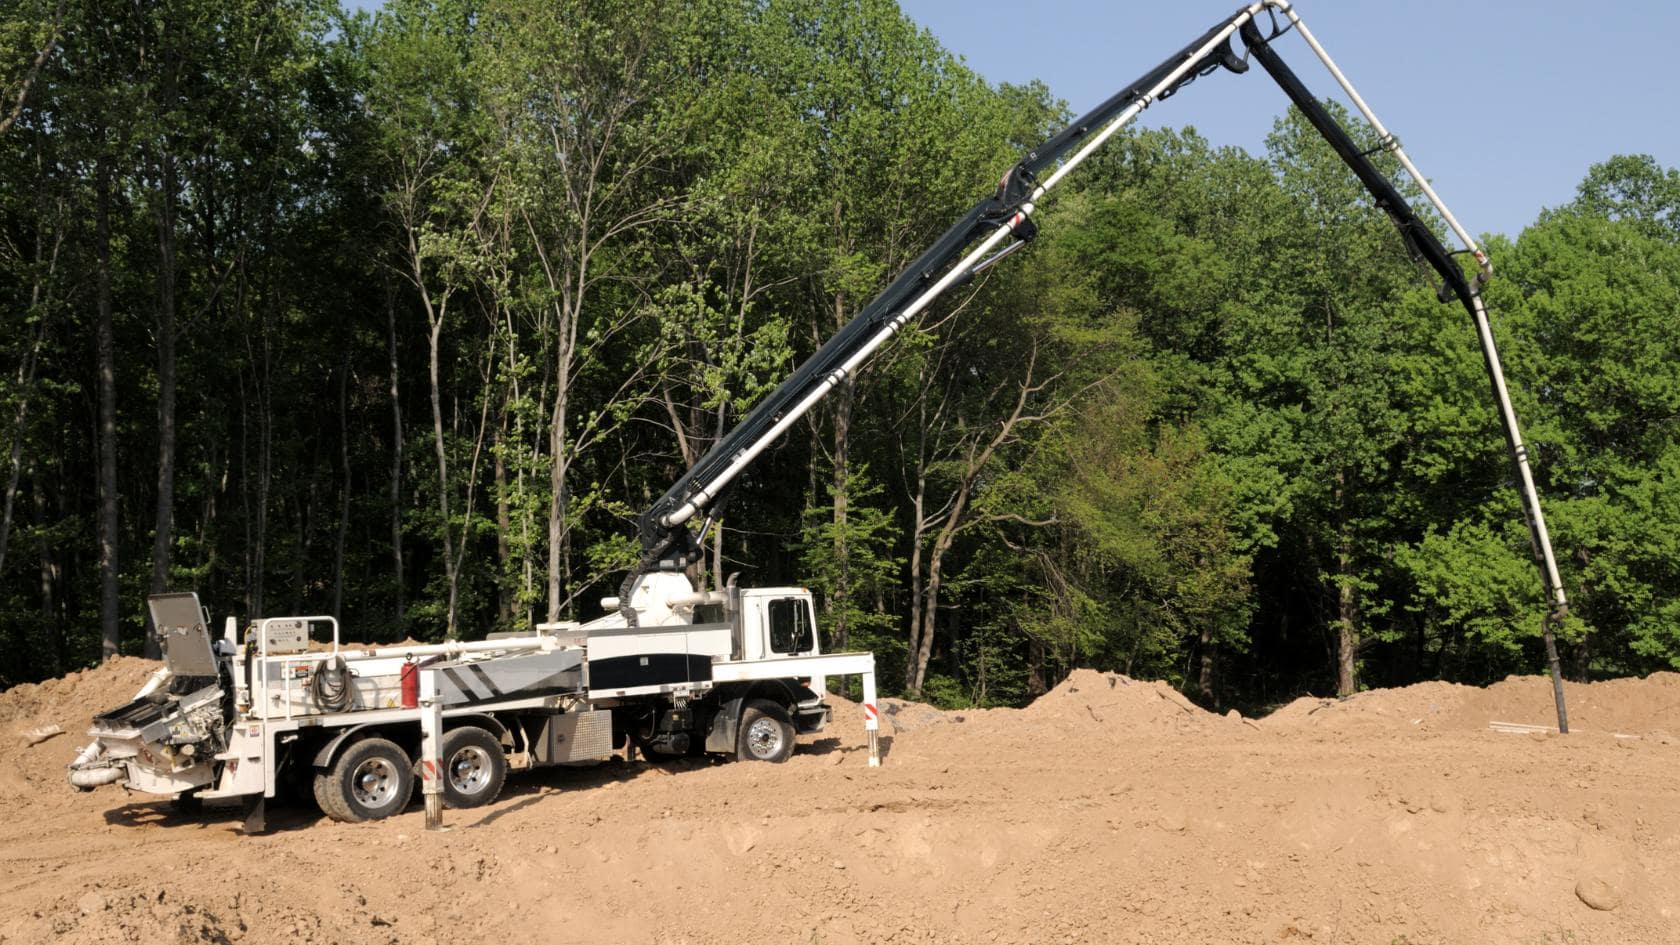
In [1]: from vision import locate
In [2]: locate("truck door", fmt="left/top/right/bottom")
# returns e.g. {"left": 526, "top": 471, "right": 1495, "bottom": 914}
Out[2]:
{"left": 765, "top": 596, "right": 815, "bottom": 658}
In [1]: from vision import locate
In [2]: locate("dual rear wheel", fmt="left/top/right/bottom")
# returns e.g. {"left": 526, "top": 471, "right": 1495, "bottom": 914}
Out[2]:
{"left": 309, "top": 703, "right": 792, "bottom": 823}
{"left": 312, "top": 726, "right": 507, "bottom": 823}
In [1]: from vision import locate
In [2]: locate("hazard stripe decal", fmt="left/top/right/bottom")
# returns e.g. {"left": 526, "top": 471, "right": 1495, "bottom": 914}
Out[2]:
{"left": 440, "top": 667, "right": 481, "bottom": 701}
{"left": 863, "top": 703, "right": 878, "bottom": 719}
{"left": 468, "top": 664, "right": 505, "bottom": 698}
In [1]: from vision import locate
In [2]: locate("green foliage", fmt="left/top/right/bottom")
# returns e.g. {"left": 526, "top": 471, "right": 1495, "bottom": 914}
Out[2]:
{"left": 0, "top": 0, "right": 1675, "bottom": 712}
{"left": 799, "top": 463, "right": 901, "bottom": 645}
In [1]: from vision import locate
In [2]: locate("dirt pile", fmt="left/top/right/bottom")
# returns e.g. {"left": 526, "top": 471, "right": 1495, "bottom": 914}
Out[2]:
{"left": 1262, "top": 671, "right": 1680, "bottom": 740}
{"left": 1447, "top": 671, "right": 1680, "bottom": 737}
{"left": 0, "top": 656, "right": 160, "bottom": 807}
{"left": 1263, "top": 679, "right": 1475, "bottom": 733}
{"left": 1020, "top": 668, "right": 1244, "bottom": 733}
{"left": 3, "top": 662, "right": 1678, "bottom": 945}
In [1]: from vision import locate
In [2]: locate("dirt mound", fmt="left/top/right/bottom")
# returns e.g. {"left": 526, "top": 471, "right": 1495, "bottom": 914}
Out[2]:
{"left": 1022, "top": 668, "right": 1239, "bottom": 733}
{"left": 4, "top": 663, "right": 1679, "bottom": 945}
{"left": 0, "top": 656, "right": 160, "bottom": 807}
{"left": 1262, "top": 672, "right": 1680, "bottom": 739}
{"left": 1447, "top": 672, "right": 1680, "bottom": 737}
{"left": 1263, "top": 679, "right": 1475, "bottom": 733}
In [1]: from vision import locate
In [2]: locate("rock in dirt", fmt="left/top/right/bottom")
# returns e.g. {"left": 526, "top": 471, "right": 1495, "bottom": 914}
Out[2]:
{"left": 76, "top": 891, "right": 108, "bottom": 915}
{"left": 881, "top": 698, "right": 948, "bottom": 733}
{"left": 1574, "top": 875, "right": 1622, "bottom": 911}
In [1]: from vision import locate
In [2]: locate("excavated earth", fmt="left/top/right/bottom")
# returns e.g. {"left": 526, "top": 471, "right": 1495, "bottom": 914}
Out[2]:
{"left": 3, "top": 658, "right": 1678, "bottom": 944}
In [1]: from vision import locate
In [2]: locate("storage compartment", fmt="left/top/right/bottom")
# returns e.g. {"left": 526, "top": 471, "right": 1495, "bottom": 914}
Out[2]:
{"left": 532, "top": 710, "right": 613, "bottom": 764}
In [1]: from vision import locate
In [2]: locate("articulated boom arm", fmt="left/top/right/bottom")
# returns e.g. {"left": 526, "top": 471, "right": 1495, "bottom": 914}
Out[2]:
{"left": 627, "top": 1, "right": 1573, "bottom": 729}
{"left": 633, "top": 7, "right": 1259, "bottom": 575}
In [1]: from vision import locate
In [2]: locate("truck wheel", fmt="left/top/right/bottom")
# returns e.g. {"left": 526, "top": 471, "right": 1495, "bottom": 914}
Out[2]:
{"left": 441, "top": 726, "right": 506, "bottom": 809}
{"left": 314, "top": 737, "right": 414, "bottom": 823}
{"left": 736, "top": 699, "right": 795, "bottom": 763}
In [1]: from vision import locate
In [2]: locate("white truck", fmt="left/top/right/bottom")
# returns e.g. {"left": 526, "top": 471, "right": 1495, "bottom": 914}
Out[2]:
{"left": 68, "top": 585, "right": 881, "bottom": 831}
{"left": 70, "top": 0, "right": 1578, "bottom": 827}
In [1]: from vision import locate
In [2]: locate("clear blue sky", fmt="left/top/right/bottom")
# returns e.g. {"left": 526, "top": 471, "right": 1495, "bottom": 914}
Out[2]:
{"left": 899, "top": 0, "right": 1680, "bottom": 239}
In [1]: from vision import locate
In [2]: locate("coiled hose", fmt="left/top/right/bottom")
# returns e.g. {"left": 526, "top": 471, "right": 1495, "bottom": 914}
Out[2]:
{"left": 310, "top": 655, "right": 354, "bottom": 713}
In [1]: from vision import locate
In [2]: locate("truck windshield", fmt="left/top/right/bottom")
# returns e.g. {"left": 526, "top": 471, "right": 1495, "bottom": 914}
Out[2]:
{"left": 768, "top": 598, "right": 812, "bottom": 655}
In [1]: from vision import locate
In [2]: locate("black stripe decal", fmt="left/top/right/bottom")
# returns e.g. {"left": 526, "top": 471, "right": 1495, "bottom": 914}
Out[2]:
{"left": 589, "top": 653, "right": 713, "bottom": 691}
{"left": 469, "top": 664, "right": 505, "bottom": 698}
{"left": 441, "top": 667, "right": 483, "bottom": 701}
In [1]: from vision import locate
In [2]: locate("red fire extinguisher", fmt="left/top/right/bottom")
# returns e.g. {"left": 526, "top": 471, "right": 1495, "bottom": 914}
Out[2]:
{"left": 400, "top": 658, "right": 419, "bottom": 708}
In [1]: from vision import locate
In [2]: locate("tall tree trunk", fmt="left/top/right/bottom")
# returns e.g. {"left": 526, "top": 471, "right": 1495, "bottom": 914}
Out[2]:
{"left": 1198, "top": 624, "right": 1217, "bottom": 706}
{"left": 252, "top": 328, "right": 273, "bottom": 618}
{"left": 1335, "top": 473, "right": 1357, "bottom": 697}
{"left": 331, "top": 352, "right": 352, "bottom": 619}
{"left": 493, "top": 410, "right": 512, "bottom": 625}
{"left": 546, "top": 323, "right": 573, "bottom": 624}
{"left": 0, "top": 297, "right": 47, "bottom": 577}
{"left": 909, "top": 523, "right": 958, "bottom": 695}
{"left": 146, "top": 149, "right": 180, "bottom": 660}
{"left": 426, "top": 311, "right": 459, "bottom": 638}
{"left": 94, "top": 157, "right": 121, "bottom": 661}
{"left": 512, "top": 331, "right": 533, "bottom": 624}
{"left": 829, "top": 295, "right": 854, "bottom": 653}
{"left": 0, "top": 197, "right": 58, "bottom": 574}
{"left": 238, "top": 365, "right": 253, "bottom": 615}
{"left": 905, "top": 468, "right": 929, "bottom": 683}
{"left": 34, "top": 468, "right": 62, "bottom": 677}
{"left": 906, "top": 362, "right": 1039, "bottom": 694}
{"left": 1027, "top": 637, "right": 1047, "bottom": 698}
{"left": 386, "top": 289, "right": 405, "bottom": 623}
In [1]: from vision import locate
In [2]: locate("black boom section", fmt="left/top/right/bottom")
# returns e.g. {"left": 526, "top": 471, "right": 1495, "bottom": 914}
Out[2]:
{"left": 1237, "top": 19, "right": 1475, "bottom": 311}
{"left": 634, "top": 8, "right": 1256, "bottom": 560}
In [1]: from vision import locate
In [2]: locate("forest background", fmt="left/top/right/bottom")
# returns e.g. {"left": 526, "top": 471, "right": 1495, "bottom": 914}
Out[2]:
{"left": 3, "top": 0, "right": 1678, "bottom": 712}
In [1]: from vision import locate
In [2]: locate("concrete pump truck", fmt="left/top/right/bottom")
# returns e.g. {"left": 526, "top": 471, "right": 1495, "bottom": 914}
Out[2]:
{"left": 69, "top": 0, "right": 1572, "bottom": 833}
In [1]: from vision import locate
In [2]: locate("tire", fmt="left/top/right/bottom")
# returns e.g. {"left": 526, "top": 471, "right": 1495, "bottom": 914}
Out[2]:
{"left": 313, "top": 737, "right": 414, "bottom": 823}
{"left": 736, "top": 699, "right": 795, "bottom": 763}
{"left": 440, "top": 726, "right": 507, "bottom": 809}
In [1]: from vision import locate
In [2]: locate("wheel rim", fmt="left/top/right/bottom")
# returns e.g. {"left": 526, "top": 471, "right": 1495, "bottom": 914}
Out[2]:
{"left": 351, "top": 757, "right": 400, "bottom": 808}
{"left": 448, "top": 744, "right": 493, "bottom": 795}
{"left": 746, "top": 717, "right": 785, "bottom": 759}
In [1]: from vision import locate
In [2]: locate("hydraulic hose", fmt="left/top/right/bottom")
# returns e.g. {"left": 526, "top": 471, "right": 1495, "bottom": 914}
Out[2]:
{"left": 309, "top": 655, "right": 355, "bottom": 713}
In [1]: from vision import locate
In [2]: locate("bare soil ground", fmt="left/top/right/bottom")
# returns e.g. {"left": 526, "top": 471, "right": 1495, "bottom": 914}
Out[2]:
{"left": 2, "top": 661, "right": 1677, "bottom": 945}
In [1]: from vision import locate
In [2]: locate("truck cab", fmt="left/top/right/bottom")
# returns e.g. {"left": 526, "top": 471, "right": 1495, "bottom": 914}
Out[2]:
{"left": 734, "top": 587, "right": 816, "bottom": 661}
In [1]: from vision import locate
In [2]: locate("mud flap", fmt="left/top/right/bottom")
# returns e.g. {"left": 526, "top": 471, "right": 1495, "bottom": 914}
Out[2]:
{"left": 241, "top": 794, "right": 266, "bottom": 835}
{"left": 705, "top": 696, "right": 745, "bottom": 754}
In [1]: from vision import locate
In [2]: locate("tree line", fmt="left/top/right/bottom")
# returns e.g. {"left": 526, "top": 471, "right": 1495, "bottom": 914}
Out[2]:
{"left": 2, "top": 0, "right": 1677, "bottom": 710}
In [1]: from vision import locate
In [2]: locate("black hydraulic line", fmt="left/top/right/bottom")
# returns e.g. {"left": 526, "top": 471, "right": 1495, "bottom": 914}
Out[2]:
{"left": 632, "top": 7, "right": 1256, "bottom": 570}
{"left": 1238, "top": 20, "right": 1470, "bottom": 304}
{"left": 1239, "top": 19, "right": 1572, "bottom": 731}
